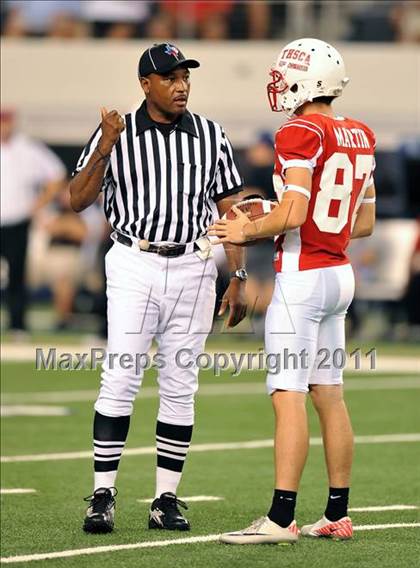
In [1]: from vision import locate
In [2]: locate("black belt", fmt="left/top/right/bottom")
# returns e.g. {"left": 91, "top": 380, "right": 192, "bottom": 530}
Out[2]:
{"left": 115, "top": 232, "right": 198, "bottom": 258}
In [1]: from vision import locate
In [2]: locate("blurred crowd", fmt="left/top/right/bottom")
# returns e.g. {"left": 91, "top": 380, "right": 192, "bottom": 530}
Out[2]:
{"left": 1, "top": 0, "right": 419, "bottom": 42}
{"left": 1, "top": 110, "right": 420, "bottom": 343}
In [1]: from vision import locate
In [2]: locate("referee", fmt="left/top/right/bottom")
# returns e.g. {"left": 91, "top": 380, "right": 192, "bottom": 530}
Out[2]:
{"left": 70, "top": 43, "right": 247, "bottom": 534}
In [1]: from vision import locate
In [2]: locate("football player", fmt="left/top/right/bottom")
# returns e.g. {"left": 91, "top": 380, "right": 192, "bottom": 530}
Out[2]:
{"left": 209, "top": 38, "right": 376, "bottom": 544}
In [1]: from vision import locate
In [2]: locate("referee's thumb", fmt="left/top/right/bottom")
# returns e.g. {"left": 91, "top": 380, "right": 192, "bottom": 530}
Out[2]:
{"left": 218, "top": 297, "right": 228, "bottom": 316}
{"left": 100, "top": 107, "right": 108, "bottom": 120}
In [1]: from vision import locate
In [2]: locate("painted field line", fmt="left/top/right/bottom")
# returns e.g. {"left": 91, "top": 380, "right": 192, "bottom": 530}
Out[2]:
{"left": 1, "top": 406, "right": 70, "bottom": 417}
{"left": 3, "top": 376, "right": 420, "bottom": 405}
{"left": 349, "top": 505, "right": 418, "bottom": 512}
{"left": 353, "top": 522, "right": 420, "bottom": 531}
{"left": 2, "top": 433, "right": 420, "bottom": 464}
{"left": 138, "top": 496, "right": 223, "bottom": 504}
{"left": 0, "top": 535, "right": 220, "bottom": 564}
{"left": 2, "top": 523, "right": 420, "bottom": 564}
{"left": 0, "top": 489, "right": 36, "bottom": 495}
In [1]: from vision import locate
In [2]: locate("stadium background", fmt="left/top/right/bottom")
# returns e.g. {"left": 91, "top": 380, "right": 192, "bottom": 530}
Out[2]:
{"left": 1, "top": 2, "right": 419, "bottom": 567}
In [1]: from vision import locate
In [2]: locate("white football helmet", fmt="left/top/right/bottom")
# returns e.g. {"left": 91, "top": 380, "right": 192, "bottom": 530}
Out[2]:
{"left": 267, "top": 38, "right": 349, "bottom": 117}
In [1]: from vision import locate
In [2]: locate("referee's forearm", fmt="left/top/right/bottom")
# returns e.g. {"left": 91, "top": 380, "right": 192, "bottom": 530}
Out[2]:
{"left": 223, "top": 243, "right": 246, "bottom": 272}
{"left": 69, "top": 148, "right": 108, "bottom": 212}
{"left": 216, "top": 193, "right": 246, "bottom": 271}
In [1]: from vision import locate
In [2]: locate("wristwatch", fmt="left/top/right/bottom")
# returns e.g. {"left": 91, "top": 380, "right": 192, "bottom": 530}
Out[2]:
{"left": 230, "top": 268, "right": 248, "bottom": 282}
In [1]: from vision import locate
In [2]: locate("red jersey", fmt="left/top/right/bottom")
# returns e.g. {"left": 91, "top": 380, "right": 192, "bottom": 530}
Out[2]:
{"left": 273, "top": 113, "right": 376, "bottom": 272}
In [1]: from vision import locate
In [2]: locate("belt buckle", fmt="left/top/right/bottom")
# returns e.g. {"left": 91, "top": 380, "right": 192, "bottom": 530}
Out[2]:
{"left": 157, "top": 244, "right": 177, "bottom": 257}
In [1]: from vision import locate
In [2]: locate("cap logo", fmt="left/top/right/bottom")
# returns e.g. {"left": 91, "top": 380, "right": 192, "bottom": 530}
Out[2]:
{"left": 164, "top": 44, "right": 179, "bottom": 60}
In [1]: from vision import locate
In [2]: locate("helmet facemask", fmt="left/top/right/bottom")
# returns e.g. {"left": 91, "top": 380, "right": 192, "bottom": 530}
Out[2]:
{"left": 267, "top": 69, "right": 289, "bottom": 112}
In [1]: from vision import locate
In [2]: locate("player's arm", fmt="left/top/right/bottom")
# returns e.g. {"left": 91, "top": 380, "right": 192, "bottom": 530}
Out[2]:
{"left": 244, "top": 167, "right": 311, "bottom": 240}
{"left": 215, "top": 194, "right": 247, "bottom": 327}
{"left": 208, "top": 167, "right": 311, "bottom": 244}
{"left": 70, "top": 108, "right": 124, "bottom": 212}
{"left": 351, "top": 183, "right": 376, "bottom": 239}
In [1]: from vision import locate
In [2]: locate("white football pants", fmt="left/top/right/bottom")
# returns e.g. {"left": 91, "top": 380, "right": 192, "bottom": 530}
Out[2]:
{"left": 265, "top": 264, "right": 355, "bottom": 394}
{"left": 95, "top": 241, "right": 217, "bottom": 424}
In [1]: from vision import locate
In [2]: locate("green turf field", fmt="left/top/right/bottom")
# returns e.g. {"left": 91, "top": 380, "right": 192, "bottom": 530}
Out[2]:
{"left": 1, "top": 354, "right": 420, "bottom": 567}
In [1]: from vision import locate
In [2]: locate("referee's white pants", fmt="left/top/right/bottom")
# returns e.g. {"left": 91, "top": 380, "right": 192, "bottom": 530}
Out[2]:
{"left": 265, "top": 264, "right": 355, "bottom": 394}
{"left": 95, "top": 241, "right": 217, "bottom": 424}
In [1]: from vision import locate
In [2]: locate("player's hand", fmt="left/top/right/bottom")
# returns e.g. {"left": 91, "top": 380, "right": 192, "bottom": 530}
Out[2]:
{"left": 218, "top": 277, "right": 247, "bottom": 328}
{"left": 98, "top": 107, "right": 125, "bottom": 154}
{"left": 208, "top": 206, "right": 250, "bottom": 244}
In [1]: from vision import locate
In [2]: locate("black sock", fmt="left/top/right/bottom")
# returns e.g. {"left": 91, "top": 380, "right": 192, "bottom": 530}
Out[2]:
{"left": 324, "top": 487, "right": 350, "bottom": 521}
{"left": 267, "top": 489, "right": 297, "bottom": 528}
{"left": 156, "top": 421, "right": 193, "bottom": 474}
{"left": 93, "top": 412, "right": 130, "bottom": 474}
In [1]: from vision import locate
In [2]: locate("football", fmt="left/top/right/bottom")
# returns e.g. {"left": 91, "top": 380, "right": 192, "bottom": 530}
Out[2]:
{"left": 224, "top": 198, "right": 277, "bottom": 246}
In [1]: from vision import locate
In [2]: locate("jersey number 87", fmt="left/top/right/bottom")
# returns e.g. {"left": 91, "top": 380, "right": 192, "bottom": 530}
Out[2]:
{"left": 313, "top": 152, "right": 374, "bottom": 234}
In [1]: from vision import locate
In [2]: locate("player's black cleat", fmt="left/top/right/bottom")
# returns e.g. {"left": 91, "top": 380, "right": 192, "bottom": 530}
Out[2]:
{"left": 148, "top": 492, "right": 190, "bottom": 531}
{"left": 83, "top": 487, "right": 117, "bottom": 533}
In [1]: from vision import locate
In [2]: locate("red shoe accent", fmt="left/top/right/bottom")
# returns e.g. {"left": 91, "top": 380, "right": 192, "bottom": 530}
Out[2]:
{"left": 316, "top": 518, "right": 353, "bottom": 539}
{"left": 288, "top": 521, "right": 299, "bottom": 536}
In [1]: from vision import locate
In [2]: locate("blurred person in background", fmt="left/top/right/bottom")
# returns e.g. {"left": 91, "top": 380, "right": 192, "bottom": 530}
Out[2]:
{"left": 241, "top": 133, "right": 277, "bottom": 335}
{"left": 347, "top": 0, "right": 397, "bottom": 42}
{"left": 228, "top": 0, "right": 271, "bottom": 39}
{"left": 404, "top": 219, "right": 420, "bottom": 340}
{"left": 39, "top": 189, "right": 88, "bottom": 331}
{"left": 80, "top": 0, "right": 151, "bottom": 39}
{"left": 244, "top": 132, "right": 276, "bottom": 200}
{"left": 0, "top": 109, "right": 66, "bottom": 338}
{"left": 2, "top": 0, "right": 83, "bottom": 38}
{"left": 391, "top": 0, "right": 420, "bottom": 43}
{"left": 159, "top": 0, "right": 270, "bottom": 40}
{"left": 146, "top": 10, "right": 174, "bottom": 39}
{"left": 159, "top": 0, "right": 233, "bottom": 39}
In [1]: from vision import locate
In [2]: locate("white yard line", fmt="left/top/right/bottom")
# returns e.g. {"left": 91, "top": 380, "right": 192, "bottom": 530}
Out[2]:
{"left": 0, "top": 535, "right": 220, "bottom": 564}
{"left": 0, "top": 489, "right": 36, "bottom": 495}
{"left": 1, "top": 406, "right": 70, "bottom": 417}
{"left": 353, "top": 522, "right": 420, "bottom": 531}
{"left": 2, "top": 433, "right": 419, "bottom": 464}
{"left": 1, "top": 523, "right": 420, "bottom": 564}
{"left": 3, "top": 376, "right": 420, "bottom": 405}
{"left": 349, "top": 505, "right": 419, "bottom": 512}
{"left": 1, "top": 391, "right": 99, "bottom": 404}
{"left": 137, "top": 496, "right": 223, "bottom": 504}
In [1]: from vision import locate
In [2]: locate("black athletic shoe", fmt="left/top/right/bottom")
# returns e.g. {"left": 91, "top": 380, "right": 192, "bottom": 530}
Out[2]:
{"left": 148, "top": 492, "right": 190, "bottom": 531}
{"left": 83, "top": 487, "right": 117, "bottom": 533}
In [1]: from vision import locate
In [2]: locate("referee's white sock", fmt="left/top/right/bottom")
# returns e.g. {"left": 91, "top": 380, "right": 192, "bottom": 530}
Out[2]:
{"left": 94, "top": 471, "right": 118, "bottom": 494}
{"left": 155, "top": 467, "right": 183, "bottom": 498}
{"left": 155, "top": 421, "right": 193, "bottom": 498}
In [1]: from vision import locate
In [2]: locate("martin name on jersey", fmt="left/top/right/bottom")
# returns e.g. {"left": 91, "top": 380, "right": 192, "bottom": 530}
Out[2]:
{"left": 273, "top": 113, "right": 376, "bottom": 273}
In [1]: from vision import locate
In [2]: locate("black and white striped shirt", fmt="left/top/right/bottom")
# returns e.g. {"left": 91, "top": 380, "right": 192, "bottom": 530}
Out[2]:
{"left": 74, "top": 102, "right": 243, "bottom": 243}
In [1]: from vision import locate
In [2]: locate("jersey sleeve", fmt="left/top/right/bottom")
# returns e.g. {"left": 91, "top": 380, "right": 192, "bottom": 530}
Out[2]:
{"left": 72, "top": 125, "right": 103, "bottom": 177}
{"left": 211, "top": 128, "right": 243, "bottom": 203}
{"left": 275, "top": 119, "right": 324, "bottom": 175}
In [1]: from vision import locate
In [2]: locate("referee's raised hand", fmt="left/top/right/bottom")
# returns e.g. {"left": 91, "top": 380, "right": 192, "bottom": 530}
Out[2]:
{"left": 99, "top": 107, "right": 125, "bottom": 154}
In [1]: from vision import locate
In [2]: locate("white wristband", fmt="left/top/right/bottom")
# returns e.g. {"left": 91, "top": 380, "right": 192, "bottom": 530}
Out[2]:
{"left": 283, "top": 184, "right": 311, "bottom": 200}
{"left": 362, "top": 197, "right": 376, "bottom": 204}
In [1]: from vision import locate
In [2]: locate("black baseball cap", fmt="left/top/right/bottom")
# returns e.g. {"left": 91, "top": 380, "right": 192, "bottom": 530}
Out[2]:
{"left": 138, "top": 43, "right": 200, "bottom": 77}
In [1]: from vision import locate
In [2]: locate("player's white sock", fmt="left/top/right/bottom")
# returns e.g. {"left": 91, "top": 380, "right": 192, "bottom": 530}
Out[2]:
{"left": 155, "top": 421, "right": 193, "bottom": 498}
